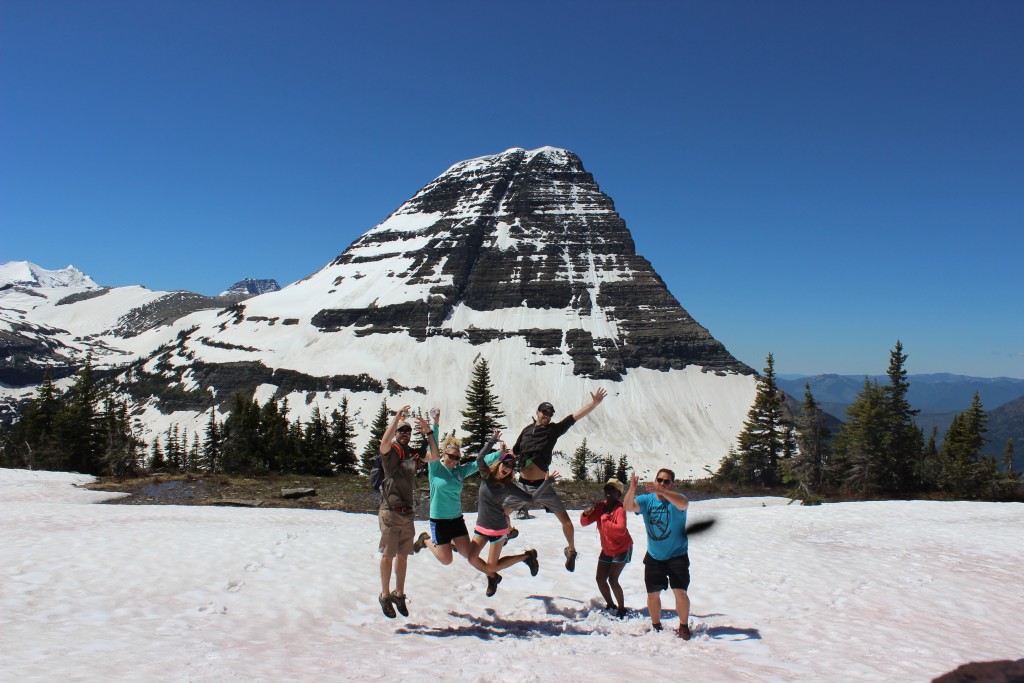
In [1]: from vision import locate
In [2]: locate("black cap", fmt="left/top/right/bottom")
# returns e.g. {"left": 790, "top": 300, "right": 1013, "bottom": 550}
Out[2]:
{"left": 537, "top": 402, "right": 555, "bottom": 414}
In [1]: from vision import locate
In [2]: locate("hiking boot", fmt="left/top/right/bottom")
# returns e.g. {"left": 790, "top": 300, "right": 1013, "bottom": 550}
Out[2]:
{"left": 652, "top": 622, "right": 664, "bottom": 632}
{"left": 563, "top": 547, "right": 578, "bottom": 572}
{"left": 378, "top": 593, "right": 396, "bottom": 619}
{"left": 677, "top": 623, "right": 692, "bottom": 640}
{"left": 485, "top": 573, "right": 503, "bottom": 597}
{"left": 506, "top": 527, "right": 519, "bottom": 542}
{"left": 389, "top": 590, "right": 409, "bottom": 617}
{"left": 413, "top": 531, "right": 430, "bottom": 554}
{"left": 524, "top": 548, "right": 539, "bottom": 576}
{"left": 615, "top": 607, "right": 628, "bottom": 619}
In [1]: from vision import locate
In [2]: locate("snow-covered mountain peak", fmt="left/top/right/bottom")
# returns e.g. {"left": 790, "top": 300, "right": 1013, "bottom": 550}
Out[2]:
{"left": 0, "top": 261, "right": 99, "bottom": 289}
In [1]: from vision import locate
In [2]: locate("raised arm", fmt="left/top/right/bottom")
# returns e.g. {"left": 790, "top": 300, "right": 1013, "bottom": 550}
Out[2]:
{"left": 572, "top": 387, "right": 608, "bottom": 421}
{"left": 622, "top": 472, "right": 640, "bottom": 513}
{"left": 379, "top": 404, "right": 410, "bottom": 455}
{"left": 418, "top": 416, "right": 440, "bottom": 462}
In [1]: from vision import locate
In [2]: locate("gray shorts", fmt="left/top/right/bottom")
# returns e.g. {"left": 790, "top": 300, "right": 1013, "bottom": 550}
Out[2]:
{"left": 509, "top": 478, "right": 567, "bottom": 516}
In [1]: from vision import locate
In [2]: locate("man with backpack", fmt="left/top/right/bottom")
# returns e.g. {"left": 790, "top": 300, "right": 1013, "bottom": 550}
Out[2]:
{"left": 376, "top": 405, "right": 438, "bottom": 619}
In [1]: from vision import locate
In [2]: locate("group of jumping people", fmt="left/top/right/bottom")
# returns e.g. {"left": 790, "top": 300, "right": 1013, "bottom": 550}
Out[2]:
{"left": 374, "top": 387, "right": 695, "bottom": 640}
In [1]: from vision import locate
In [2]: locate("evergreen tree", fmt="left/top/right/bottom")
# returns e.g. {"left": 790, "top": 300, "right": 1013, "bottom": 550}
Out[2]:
{"left": 360, "top": 399, "right": 389, "bottom": 474}
{"left": 615, "top": 454, "right": 630, "bottom": 482}
{"left": 570, "top": 438, "right": 592, "bottom": 481}
{"left": 57, "top": 356, "right": 103, "bottom": 475}
{"left": 730, "top": 353, "right": 791, "bottom": 486}
{"left": 11, "top": 369, "right": 62, "bottom": 470}
{"left": 202, "top": 411, "right": 222, "bottom": 473}
{"left": 300, "top": 406, "right": 333, "bottom": 475}
{"left": 786, "top": 383, "right": 831, "bottom": 493}
{"left": 939, "top": 392, "right": 989, "bottom": 498}
{"left": 221, "top": 393, "right": 262, "bottom": 474}
{"left": 330, "top": 396, "right": 359, "bottom": 474}
{"left": 882, "top": 341, "right": 922, "bottom": 491}
{"left": 460, "top": 358, "right": 506, "bottom": 451}
{"left": 149, "top": 439, "right": 165, "bottom": 471}
{"left": 834, "top": 378, "right": 887, "bottom": 495}
{"left": 100, "top": 395, "right": 143, "bottom": 478}
{"left": 918, "top": 427, "right": 941, "bottom": 490}
{"left": 601, "top": 454, "right": 616, "bottom": 482}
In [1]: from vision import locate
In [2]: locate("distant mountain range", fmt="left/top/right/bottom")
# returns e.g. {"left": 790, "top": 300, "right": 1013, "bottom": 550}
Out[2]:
{"left": 777, "top": 373, "right": 1024, "bottom": 468}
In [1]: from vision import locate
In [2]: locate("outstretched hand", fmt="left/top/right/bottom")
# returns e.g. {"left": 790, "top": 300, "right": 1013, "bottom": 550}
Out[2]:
{"left": 591, "top": 387, "right": 608, "bottom": 404}
{"left": 545, "top": 469, "right": 561, "bottom": 483}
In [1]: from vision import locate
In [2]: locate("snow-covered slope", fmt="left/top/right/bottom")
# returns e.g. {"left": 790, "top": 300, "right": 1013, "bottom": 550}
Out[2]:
{"left": 116, "top": 147, "right": 758, "bottom": 476}
{"left": 0, "top": 260, "right": 98, "bottom": 289}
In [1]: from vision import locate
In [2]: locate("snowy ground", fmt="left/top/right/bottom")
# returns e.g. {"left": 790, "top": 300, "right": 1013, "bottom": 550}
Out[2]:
{"left": 1, "top": 469, "right": 1021, "bottom": 682}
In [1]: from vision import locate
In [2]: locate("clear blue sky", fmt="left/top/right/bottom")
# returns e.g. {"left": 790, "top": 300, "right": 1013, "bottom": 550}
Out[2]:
{"left": 2, "top": 1, "right": 1022, "bottom": 378}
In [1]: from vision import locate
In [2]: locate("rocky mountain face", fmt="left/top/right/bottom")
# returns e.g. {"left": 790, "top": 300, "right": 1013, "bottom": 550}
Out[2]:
{"left": 219, "top": 279, "right": 281, "bottom": 298}
{"left": 1, "top": 148, "right": 758, "bottom": 476}
{"left": 315, "top": 147, "right": 750, "bottom": 380}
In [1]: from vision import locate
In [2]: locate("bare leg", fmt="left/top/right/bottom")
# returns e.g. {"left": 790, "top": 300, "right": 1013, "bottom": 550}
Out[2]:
{"left": 452, "top": 534, "right": 473, "bottom": 560}
{"left": 394, "top": 554, "right": 409, "bottom": 595}
{"left": 380, "top": 554, "right": 394, "bottom": 597}
{"left": 672, "top": 588, "right": 690, "bottom": 626}
{"left": 608, "top": 562, "right": 627, "bottom": 611}
{"left": 595, "top": 562, "right": 615, "bottom": 608}
{"left": 555, "top": 511, "right": 575, "bottom": 552}
{"left": 647, "top": 591, "right": 663, "bottom": 628}
{"left": 427, "top": 538, "right": 454, "bottom": 565}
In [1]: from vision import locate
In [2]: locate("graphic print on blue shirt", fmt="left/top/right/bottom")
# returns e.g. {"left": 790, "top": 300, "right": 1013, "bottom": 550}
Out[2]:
{"left": 636, "top": 493, "right": 687, "bottom": 561}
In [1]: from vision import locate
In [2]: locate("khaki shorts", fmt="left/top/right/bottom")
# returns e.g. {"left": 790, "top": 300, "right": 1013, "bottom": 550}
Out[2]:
{"left": 378, "top": 508, "right": 415, "bottom": 556}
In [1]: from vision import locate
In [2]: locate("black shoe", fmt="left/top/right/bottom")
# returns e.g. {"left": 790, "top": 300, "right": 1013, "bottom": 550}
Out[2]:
{"left": 677, "top": 623, "right": 692, "bottom": 640}
{"left": 378, "top": 593, "right": 396, "bottom": 619}
{"left": 563, "top": 547, "right": 578, "bottom": 572}
{"left": 524, "top": 548, "right": 539, "bottom": 576}
{"left": 485, "top": 573, "right": 502, "bottom": 597}
{"left": 506, "top": 527, "right": 519, "bottom": 542}
{"left": 413, "top": 531, "right": 430, "bottom": 554}
{"left": 652, "top": 622, "right": 664, "bottom": 632}
{"left": 615, "top": 607, "right": 628, "bottom": 619}
{"left": 389, "top": 590, "right": 409, "bottom": 617}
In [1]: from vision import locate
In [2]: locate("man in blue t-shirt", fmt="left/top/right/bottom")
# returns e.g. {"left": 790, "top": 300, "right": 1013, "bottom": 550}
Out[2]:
{"left": 623, "top": 468, "right": 693, "bottom": 640}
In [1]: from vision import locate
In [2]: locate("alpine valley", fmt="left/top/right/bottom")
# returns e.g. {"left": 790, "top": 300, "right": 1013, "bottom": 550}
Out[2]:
{"left": 1, "top": 147, "right": 760, "bottom": 477}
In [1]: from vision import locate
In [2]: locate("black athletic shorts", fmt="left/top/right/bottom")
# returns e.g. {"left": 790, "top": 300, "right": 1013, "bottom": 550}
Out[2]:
{"left": 643, "top": 552, "right": 690, "bottom": 592}
{"left": 429, "top": 516, "right": 469, "bottom": 545}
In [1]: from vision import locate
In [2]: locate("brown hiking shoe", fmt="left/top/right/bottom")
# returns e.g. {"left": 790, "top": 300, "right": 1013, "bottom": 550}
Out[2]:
{"left": 413, "top": 532, "right": 430, "bottom": 554}
{"left": 677, "top": 623, "right": 692, "bottom": 640}
{"left": 378, "top": 593, "right": 396, "bottom": 619}
{"left": 563, "top": 547, "right": 578, "bottom": 572}
{"left": 524, "top": 548, "right": 539, "bottom": 576}
{"left": 389, "top": 590, "right": 409, "bottom": 617}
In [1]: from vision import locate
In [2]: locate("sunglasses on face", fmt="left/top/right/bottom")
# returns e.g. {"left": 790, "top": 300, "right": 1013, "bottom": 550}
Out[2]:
{"left": 656, "top": 478, "right": 673, "bottom": 485}
{"left": 604, "top": 488, "right": 619, "bottom": 496}
{"left": 539, "top": 411, "right": 554, "bottom": 418}
{"left": 445, "top": 451, "right": 460, "bottom": 459}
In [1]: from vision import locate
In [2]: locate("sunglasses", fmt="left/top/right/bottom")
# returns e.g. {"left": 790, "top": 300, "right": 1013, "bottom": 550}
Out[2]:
{"left": 539, "top": 410, "right": 554, "bottom": 417}
{"left": 604, "top": 488, "right": 620, "bottom": 495}
{"left": 655, "top": 478, "right": 673, "bottom": 485}
{"left": 445, "top": 451, "right": 460, "bottom": 459}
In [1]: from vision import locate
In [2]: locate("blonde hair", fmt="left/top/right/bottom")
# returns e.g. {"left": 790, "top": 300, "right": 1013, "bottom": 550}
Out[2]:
{"left": 441, "top": 436, "right": 462, "bottom": 451}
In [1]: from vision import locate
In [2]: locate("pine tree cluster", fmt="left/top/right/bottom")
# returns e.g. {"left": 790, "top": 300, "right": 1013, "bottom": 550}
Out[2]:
{"left": 715, "top": 343, "right": 1021, "bottom": 501}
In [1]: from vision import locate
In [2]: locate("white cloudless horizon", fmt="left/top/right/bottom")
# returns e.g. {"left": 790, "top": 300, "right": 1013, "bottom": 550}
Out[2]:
{"left": 2, "top": 469, "right": 1022, "bottom": 682}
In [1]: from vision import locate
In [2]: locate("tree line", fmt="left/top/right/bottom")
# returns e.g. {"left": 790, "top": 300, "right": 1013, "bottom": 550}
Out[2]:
{"left": 0, "top": 357, "right": 566, "bottom": 479}
{"left": 715, "top": 342, "right": 1021, "bottom": 501}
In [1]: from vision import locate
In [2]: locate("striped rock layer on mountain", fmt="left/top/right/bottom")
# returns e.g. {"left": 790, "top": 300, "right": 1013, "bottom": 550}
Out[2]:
{"left": 312, "top": 147, "right": 751, "bottom": 380}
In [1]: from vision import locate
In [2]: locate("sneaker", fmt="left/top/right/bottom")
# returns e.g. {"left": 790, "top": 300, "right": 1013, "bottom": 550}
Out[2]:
{"left": 413, "top": 531, "right": 430, "bottom": 554}
{"left": 506, "top": 527, "right": 519, "bottom": 542}
{"left": 615, "top": 607, "right": 628, "bottom": 619}
{"left": 378, "top": 593, "right": 396, "bottom": 619}
{"left": 652, "top": 622, "right": 664, "bottom": 632}
{"left": 563, "top": 547, "right": 578, "bottom": 572}
{"left": 389, "top": 590, "right": 409, "bottom": 617}
{"left": 524, "top": 548, "right": 539, "bottom": 576}
{"left": 485, "top": 573, "right": 503, "bottom": 597}
{"left": 677, "top": 623, "right": 692, "bottom": 641}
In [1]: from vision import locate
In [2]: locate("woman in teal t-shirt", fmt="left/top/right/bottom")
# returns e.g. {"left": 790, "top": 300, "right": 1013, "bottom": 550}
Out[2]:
{"left": 413, "top": 409, "right": 500, "bottom": 564}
